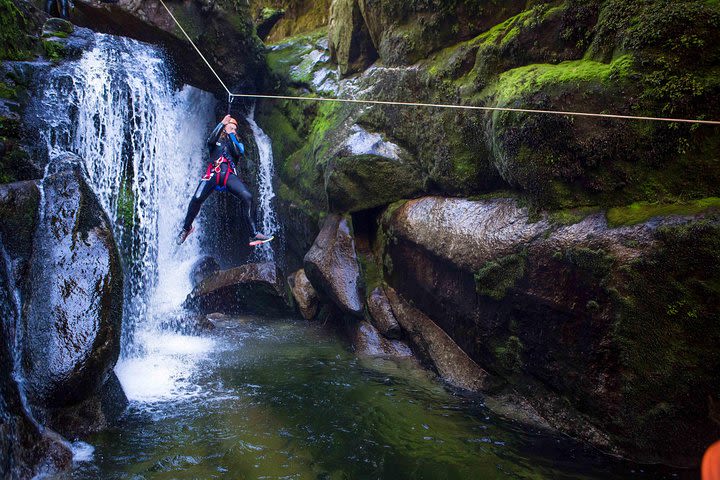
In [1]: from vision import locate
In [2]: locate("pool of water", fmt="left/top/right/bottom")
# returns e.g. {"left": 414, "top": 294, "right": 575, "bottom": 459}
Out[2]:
{"left": 56, "top": 316, "right": 691, "bottom": 479}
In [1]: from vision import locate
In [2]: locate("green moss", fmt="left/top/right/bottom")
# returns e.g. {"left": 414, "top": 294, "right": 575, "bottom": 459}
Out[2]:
{"left": 358, "top": 252, "right": 382, "bottom": 294}
{"left": 494, "top": 335, "right": 524, "bottom": 372}
{"left": 485, "top": 54, "right": 634, "bottom": 103}
{"left": 474, "top": 252, "right": 527, "bottom": 300}
{"left": 42, "top": 40, "right": 66, "bottom": 62}
{"left": 0, "top": 0, "right": 34, "bottom": 60}
{"left": 0, "top": 81, "right": 16, "bottom": 100}
{"left": 549, "top": 206, "right": 601, "bottom": 225}
{"left": 611, "top": 219, "right": 720, "bottom": 450}
{"left": 561, "top": 247, "right": 613, "bottom": 279}
{"left": 607, "top": 197, "right": 720, "bottom": 227}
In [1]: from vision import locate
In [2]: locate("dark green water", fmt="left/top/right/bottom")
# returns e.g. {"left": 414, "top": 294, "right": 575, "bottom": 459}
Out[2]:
{"left": 58, "top": 316, "right": 690, "bottom": 479}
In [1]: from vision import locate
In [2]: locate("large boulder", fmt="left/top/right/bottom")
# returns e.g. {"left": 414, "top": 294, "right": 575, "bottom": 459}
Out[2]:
{"left": 184, "top": 262, "right": 292, "bottom": 316}
{"left": 21, "top": 153, "right": 126, "bottom": 434}
{"left": 303, "top": 214, "right": 364, "bottom": 316}
{"left": 381, "top": 195, "right": 720, "bottom": 465}
{"left": 287, "top": 268, "right": 318, "bottom": 320}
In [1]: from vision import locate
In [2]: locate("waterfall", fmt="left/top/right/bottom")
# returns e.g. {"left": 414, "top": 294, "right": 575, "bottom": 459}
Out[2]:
{"left": 247, "top": 108, "right": 280, "bottom": 262}
{"left": 38, "top": 33, "right": 217, "bottom": 399}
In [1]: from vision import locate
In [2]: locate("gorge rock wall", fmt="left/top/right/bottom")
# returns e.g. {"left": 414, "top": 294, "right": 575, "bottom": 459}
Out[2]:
{"left": 251, "top": 0, "right": 720, "bottom": 467}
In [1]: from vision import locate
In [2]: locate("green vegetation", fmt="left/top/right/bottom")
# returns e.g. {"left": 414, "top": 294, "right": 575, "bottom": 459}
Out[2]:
{"left": 474, "top": 252, "right": 527, "bottom": 300}
{"left": 611, "top": 219, "right": 720, "bottom": 451}
{"left": 607, "top": 197, "right": 720, "bottom": 227}
{"left": 494, "top": 335, "right": 524, "bottom": 372}
{"left": 0, "top": 0, "right": 34, "bottom": 60}
{"left": 485, "top": 55, "right": 633, "bottom": 103}
{"left": 0, "top": 81, "right": 16, "bottom": 99}
{"left": 42, "top": 40, "right": 66, "bottom": 62}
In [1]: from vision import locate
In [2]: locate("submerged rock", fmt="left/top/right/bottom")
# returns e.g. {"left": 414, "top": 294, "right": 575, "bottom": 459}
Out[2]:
{"left": 184, "top": 262, "right": 292, "bottom": 317}
{"left": 287, "top": 268, "right": 318, "bottom": 320}
{"left": 366, "top": 287, "right": 400, "bottom": 339}
{"left": 381, "top": 195, "right": 720, "bottom": 465}
{"left": 303, "top": 214, "right": 364, "bottom": 317}
{"left": 353, "top": 321, "right": 412, "bottom": 358}
{"left": 21, "top": 153, "right": 126, "bottom": 435}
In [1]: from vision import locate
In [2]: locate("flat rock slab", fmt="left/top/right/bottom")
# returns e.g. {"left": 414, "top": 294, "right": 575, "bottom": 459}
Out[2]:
{"left": 385, "top": 287, "right": 488, "bottom": 392}
{"left": 184, "top": 262, "right": 292, "bottom": 317}
{"left": 354, "top": 321, "right": 412, "bottom": 358}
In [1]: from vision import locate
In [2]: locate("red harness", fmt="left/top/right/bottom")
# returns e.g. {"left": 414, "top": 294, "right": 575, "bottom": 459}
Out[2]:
{"left": 202, "top": 156, "right": 235, "bottom": 188}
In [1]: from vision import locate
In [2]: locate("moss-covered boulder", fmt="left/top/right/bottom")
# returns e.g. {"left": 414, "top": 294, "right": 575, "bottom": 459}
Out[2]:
{"left": 379, "top": 195, "right": 720, "bottom": 465}
{"left": 250, "top": 0, "right": 331, "bottom": 43}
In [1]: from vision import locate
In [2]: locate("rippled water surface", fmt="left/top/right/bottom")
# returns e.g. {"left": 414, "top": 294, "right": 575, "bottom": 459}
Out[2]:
{"left": 60, "top": 316, "right": 691, "bottom": 480}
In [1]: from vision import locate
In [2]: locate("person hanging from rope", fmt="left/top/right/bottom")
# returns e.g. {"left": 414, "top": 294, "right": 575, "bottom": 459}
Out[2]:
{"left": 177, "top": 115, "right": 274, "bottom": 246}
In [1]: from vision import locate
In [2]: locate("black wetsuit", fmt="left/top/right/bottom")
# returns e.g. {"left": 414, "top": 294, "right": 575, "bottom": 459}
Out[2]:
{"left": 181, "top": 122, "right": 257, "bottom": 234}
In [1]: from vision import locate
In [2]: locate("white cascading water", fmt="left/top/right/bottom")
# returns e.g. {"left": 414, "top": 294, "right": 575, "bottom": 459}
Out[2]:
{"left": 40, "top": 33, "right": 217, "bottom": 403}
{"left": 246, "top": 107, "right": 280, "bottom": 262}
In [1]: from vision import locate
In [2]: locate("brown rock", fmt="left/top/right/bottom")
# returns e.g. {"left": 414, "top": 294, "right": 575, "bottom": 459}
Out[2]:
{"left": 385, "top": 287, "right": 489, "bottom": 392}
{"left": 353, "top": 321, "right": 412, "bottom": 358}
{"left": 366, "top": 287, "right": 400, "bottom": 339}
{"left": 184, "top": 262, "right": 292, "bottom": 316}
{"left": 287, "top": 269, "right": 318, "bottom": 320}
{"left": 303, "top": 214, "right": 364, "bottom": 317}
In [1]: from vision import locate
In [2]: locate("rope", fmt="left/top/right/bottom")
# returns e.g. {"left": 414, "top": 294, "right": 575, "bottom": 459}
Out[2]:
{"left": 159, "top": 0, "right": 720, "bottom": 126}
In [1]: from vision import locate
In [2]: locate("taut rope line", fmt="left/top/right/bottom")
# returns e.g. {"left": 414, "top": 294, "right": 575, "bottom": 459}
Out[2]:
{"left": 158, "top": 0, "right": 720, "bottom": 126}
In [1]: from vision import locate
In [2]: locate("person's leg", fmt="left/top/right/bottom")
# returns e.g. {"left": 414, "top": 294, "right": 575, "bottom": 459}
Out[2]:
{"left": 225, "top": 173, "right": 259, "bottom": 236}
{"left": 182, "top": 178, "right": 215, "bottom": 231}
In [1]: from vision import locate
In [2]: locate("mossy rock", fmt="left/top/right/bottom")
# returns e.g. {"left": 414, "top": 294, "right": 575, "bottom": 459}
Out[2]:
{"left": 611, "top": 218, "right": 720, "bottom": 459}
{"left": 325, "top": 154, "right": 424, "bottom": 212}
{"left": 0, "top": 0, "right": 37, "bottom": 60}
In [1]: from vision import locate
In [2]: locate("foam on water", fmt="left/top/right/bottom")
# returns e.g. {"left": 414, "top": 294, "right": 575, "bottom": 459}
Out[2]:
{"left": 71, "top": 442, "right": 95, "bottom": 463}
{"left": 115, "top": 331, "right": 215, "bottom": 403}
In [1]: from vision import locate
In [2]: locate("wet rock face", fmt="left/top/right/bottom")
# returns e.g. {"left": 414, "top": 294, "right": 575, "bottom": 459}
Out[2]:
{"left": 0, "top": 180, "right": 40, "bottom": 280}
{"left": 303, "top": 214, "right": 364, "bottom": 317}
{"left": 22, "top": 153, "right": 124, "bottom": 412}
{"left": 353, "top": 321, "right": 411, "bottom": 358}
{"left": 366, "top": 287, "right": 400, "bottom": 339}
{"left": 287, "top": 268, "right": 318, "bottom": 320}
{"left": 0, "top": 240, "right": 73, "bottom": 480}
{"left": 72, "top": 0, "right": 266, "bottom": 91}
{"left": 185, "top": 262, "right": 292, "bottom": 316}
{"left": 381, "top": 196, "right": 720, "bottom": 465}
